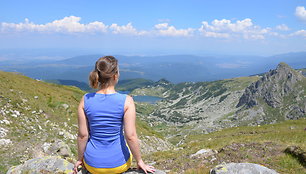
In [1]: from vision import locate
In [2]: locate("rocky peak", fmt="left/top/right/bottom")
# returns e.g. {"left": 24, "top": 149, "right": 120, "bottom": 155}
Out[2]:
{"left": 154, "top": 78, "right": 172, "bottom": 87}
{"left": 237, "top": 62, "right": 305, "bottom": 109}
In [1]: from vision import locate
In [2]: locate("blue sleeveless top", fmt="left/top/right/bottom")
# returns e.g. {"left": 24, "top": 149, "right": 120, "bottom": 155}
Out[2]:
{"left": 83, "top": 92, "right": 130, "bottom": 168}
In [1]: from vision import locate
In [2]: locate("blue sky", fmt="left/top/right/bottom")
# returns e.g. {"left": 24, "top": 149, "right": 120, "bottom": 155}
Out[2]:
{"left": 0, "top": 0, "right": 306, "bottom": 56}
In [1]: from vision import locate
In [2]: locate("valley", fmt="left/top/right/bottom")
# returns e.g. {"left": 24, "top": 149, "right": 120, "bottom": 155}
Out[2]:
{"left": 0, "top": 62, "right": 305, "bottom": 173}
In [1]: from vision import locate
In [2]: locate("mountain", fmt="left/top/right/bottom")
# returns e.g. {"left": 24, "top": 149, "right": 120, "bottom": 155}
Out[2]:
{"left": 236, "top": 62, "right": 306, "bottom": 121}
{"left": 0, "top": 64, "right": 305, "bottom": 173}
{"left": 131, "top": 62, "right": 306, "bottom": 137}
{"left": 43, "top": 79, "right": 93, "bottom": 92}
{"left": 1, "top": 52, "right": 306, "bottom": 83}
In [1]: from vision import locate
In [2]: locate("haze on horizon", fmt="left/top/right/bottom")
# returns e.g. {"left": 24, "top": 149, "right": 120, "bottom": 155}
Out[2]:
{"left": 0, "top": 0, "right": 306, "bottom": 59}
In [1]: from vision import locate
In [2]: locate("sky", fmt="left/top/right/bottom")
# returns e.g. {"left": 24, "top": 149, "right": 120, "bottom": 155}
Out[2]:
{"left": 0, "top": 0, "right": 306, "bottom": 57}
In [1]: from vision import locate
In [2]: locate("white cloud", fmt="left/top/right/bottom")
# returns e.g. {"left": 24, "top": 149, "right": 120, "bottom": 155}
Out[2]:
{"left": 199, "top": 18, "right": 271, "bottom": 39}
{"left": 290, "top": 30, "right": 306, "bottom": 37}
{"left": 110, "top": 23, "right": 147, "bottom": 35}
{"left": 0, "top": 16, "right": 287, "bottom": 40}
{"left": 154, "top": 23, "right": 194, "bottom": 37}
{"left": 0, "top": 16, "right": 108, "bottom": 33}
{"left": 295, "top": 6, "right": 306, "bottom": 22}
{"left": 276, "top": 24, "right": 289, "bottom": 31}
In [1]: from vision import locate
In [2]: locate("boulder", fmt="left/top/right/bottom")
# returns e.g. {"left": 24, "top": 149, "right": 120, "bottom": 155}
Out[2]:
{"left": 190, "top": 149, "right": 217, "bottom": 158}
{"left": 7, "top": 156, "right": 74, "bottom": 174}
{"left": 7, "top": 156, "right": 166, "bottom": 174}
{"left": 210, "top": 163, "right": 278, "bottom": 174}
{"left": 42, "top": 140, "right": 72, "bottom": 158}
{"left": 123, "top": 168, "right": 166, "bottom": 174}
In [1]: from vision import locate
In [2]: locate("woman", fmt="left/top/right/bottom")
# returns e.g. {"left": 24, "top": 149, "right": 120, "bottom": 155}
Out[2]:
{"left": 73, "top": 56, "right": 155, "bottom": 174}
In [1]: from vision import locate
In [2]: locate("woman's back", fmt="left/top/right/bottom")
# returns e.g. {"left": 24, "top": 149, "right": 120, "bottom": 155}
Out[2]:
{"left": 83, "top": 92, "right": 130, "bottom": 168}
{"left": 73, "top": 56, "right": 155, "bottom": 174}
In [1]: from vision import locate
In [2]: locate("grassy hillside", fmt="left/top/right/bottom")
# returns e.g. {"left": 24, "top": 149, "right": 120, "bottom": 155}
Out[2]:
{"left": 146, "top": 118, "right": 306, "bottom": 174}
{"left": 0, "top": 71, "right": 162, "bottom": 173}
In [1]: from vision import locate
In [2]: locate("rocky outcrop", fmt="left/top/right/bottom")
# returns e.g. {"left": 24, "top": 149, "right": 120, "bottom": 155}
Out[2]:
{"left": 7, "top": 156, "right": 166, "bottom": 174}
{"left": 139, "top": 135, "right": 174, "bottom": 154}
{"left": 237, "top": 62, "right": 304, "bottom": 108}
{"left": 7, "top": 156, "right": 74, "bottom": 174}
{"left": 236, "top": 62, "right": 306, "bottom": 121}
{"left": 210, "top": 163, "right": 279, "bottom": 174}
{"left": 41, "top": 140, "right": 72, "bottom": 158}
{"left": 284, "top": 146, "right": 306, "bottom": 167}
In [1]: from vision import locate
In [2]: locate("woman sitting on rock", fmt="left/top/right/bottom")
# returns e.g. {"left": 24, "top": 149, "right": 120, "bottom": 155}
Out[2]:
{"left": 73, "top": 56, "right": 155, "bottom": 174}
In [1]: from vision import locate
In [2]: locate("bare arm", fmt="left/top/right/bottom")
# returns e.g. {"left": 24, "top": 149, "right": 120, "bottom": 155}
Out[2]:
{"left": 77, "top": 96, "right": 89, "bottom": 161}
{"left": 124, "top": 95, "right": 142, "bottom": 162}
{"left": 124, "top": 95, "right": 155, "bottom": 174}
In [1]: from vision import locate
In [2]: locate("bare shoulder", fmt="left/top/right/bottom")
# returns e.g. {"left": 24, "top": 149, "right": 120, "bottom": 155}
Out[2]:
{"left": 79, "top": 95, "right": 85, "bottom": 105}
{"left": 124, "top": 95, "right": 134, "bottom": 111}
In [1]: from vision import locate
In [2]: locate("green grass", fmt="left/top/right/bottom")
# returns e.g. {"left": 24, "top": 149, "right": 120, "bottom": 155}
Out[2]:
{"left": 144, "top": 118, "right": 306, "bottom": 173}
{"left": 0, "top": 71, "right": 162, "bottom": 173}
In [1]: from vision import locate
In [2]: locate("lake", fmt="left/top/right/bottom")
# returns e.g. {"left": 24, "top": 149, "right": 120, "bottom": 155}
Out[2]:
{"left": 118, "top": 91, "right": 163, "bottom": 104}
{"left": 132, "top": 95, "right": 163, "bottom": 104}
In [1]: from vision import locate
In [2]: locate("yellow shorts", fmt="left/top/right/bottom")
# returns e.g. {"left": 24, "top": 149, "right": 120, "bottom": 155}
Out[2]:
{"left": 83, "top": 154, "right": 132, "bottom": 174}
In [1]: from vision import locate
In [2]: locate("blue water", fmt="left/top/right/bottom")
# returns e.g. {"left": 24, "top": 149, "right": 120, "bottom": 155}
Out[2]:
{"left": 132, "top": 95, "right": 163, "bottom": 104}
{"left": 118, "top": 91, "right": 163, "bottom": 104}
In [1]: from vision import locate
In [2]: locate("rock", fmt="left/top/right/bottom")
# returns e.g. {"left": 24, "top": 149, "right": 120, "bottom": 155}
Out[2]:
{"left": 0, "top": 138, "right": 12, "bottom": 146}
{"left": 236, "top": 62, "right": 306, "bottom": 123}
{"left": 210, "top": 163, "right": 279, "bottom": 174}
{"left": 0, "top": 127, "right": 8, "bottom": 137}
{"left": 284, "top": 146, "right": 306, "bottom": 165}
{"left": 122, "top": 168, "right": 166, "bottom": 174}
{"left": 34, "top": 96, "right": 39, "bottom": 99}
{"left": 237, "top": 62, "right": 304, "bottom": 109}
{"left": 139, "top": 135, "right": 173, "bottom": 154}
{"left": 190, "top": 149, "right": 217, "bottom": 158}
{"left": 7, "top": 156, "right": 166, "bottom": 174}
{"left": 3, "top": 119, "right": 10, "bottom": 125}
{"left": 42, "top": 140, "right": 72, "bottom": 158}
{"left": 6, "top": 156, "right": 74, "bottom": 174}
{"left": 61, "top": 104, "right": 70, "bottom": 110}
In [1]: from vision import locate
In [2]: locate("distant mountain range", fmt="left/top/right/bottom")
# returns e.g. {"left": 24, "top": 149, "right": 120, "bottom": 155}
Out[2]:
{"left": 1, "top": 52, "right": 306, "bottom": 83}
{"left": 131, "top": 62, "right": 306, "bottom": 136}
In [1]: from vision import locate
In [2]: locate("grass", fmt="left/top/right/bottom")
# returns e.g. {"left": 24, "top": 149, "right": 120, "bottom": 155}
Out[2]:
{"left": 144, "top": 118, "right": 306, "bottom": 173}
{"left": 0, "top": 71, "right": 161, "bottom": 173}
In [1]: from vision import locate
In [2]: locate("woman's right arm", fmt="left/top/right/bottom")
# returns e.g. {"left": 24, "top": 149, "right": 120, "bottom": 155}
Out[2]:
{"left": 123, "top": 95, "right": 155, "bottom": 174}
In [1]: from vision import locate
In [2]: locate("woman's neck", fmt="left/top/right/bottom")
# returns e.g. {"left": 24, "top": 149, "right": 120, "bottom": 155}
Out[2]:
{"left": 97, "top": 85, "right": 116, "bottom": 94}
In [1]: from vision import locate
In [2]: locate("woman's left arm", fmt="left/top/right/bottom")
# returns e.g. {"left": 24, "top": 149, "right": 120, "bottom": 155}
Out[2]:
{"left": 73, "top": 96, "right": 89, "bottom": 173}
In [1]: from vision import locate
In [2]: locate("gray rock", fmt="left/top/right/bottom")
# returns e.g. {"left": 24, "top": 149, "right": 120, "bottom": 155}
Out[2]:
{"left": 6, "top": 156, "right": 74, "bottom": 174}
{"left": 210, "top": 163, "right": 279, "bottom": 174}
{"left": 123, "top": 168, "right": 166, "bottom": 174}
{"left": 190, "top": 149, "right": 217, "bottom": 158}
{"left": 237, "top": 62, "right": 304, "bottom": 109}
{"left": 42, "top": 140, "right": 72, "bottom": 158}
{"left": 61, "top": 103, "right": 70, "bottom": 110}
{"left": 76, "top": 167, "right": 166, "bottom": 174}
{"left": 236, "top": 62, "right": 306, "bottom": 122}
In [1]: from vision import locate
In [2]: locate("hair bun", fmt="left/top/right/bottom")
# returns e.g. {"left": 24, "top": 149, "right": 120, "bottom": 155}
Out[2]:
{"left": 89, "top": 56, "right": 118, "bottom": 89}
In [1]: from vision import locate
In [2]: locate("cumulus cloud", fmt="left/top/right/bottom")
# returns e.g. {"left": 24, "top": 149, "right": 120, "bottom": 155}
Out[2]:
{"left": 0, "top": 16, "right": 108, "bottom": 33}
{"left": 276, "top": 24, "right": 289, "bottom": 31}
{"left": 199, "top": 18, "right": 271, "bottom": 39}
{"left": 0, "top": 16, "right": 291, "bottom": 40}
{"left": 154, "top": 23, "right": 194, "bottom": 37}
{"left": 295, "top": 6, "right": 306, "bottom": 22}
{"left": 290, "top": 30, "right": 306, "bottom": 37}
{"left": 109, "top": 23, "right": 147, "bottom": 35}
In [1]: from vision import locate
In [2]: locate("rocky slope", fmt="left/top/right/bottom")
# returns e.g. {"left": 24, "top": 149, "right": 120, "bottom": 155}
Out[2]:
{"left": 0, "top": 71, "right": 172, "bottom": 173}
{"left": 1, "top": 62, "right": 305, "bottom": 173}
{"left": 131, "top": 62, "right": 305, "bottom": 140}
{"left": 236, "top": 62, "right": 306, "bottom": 123}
